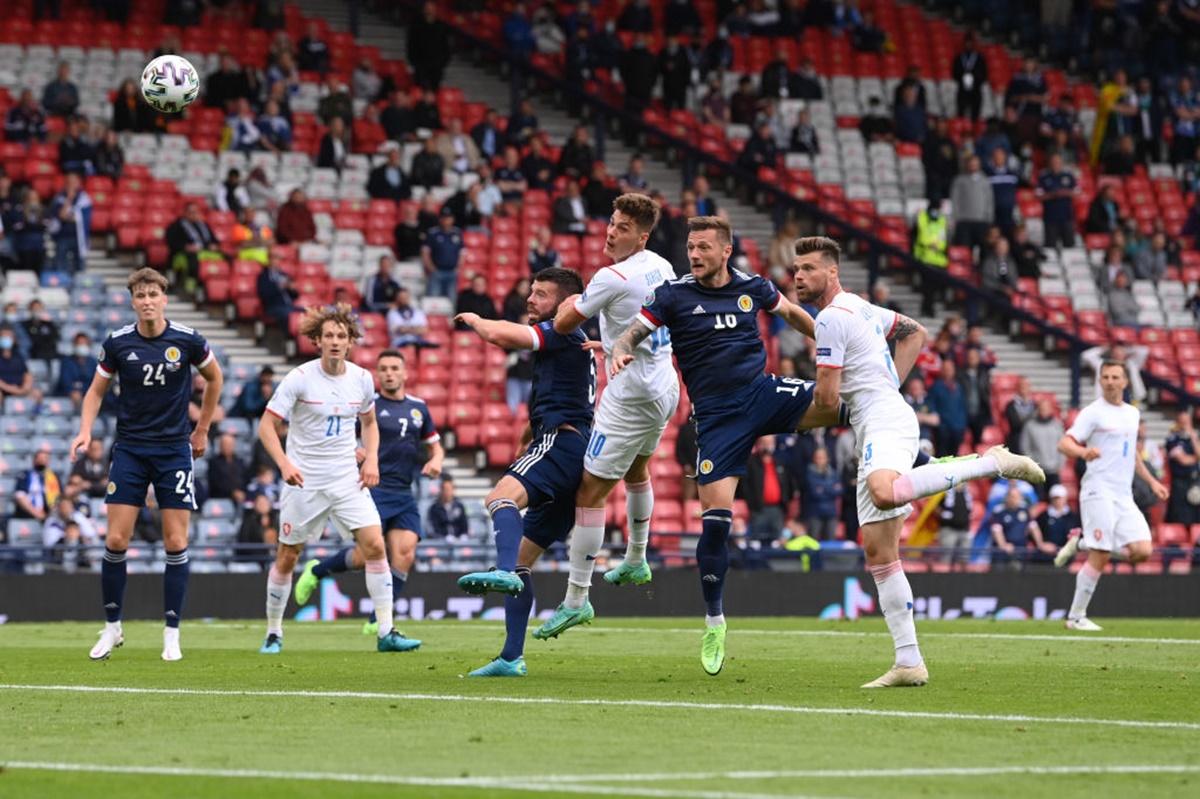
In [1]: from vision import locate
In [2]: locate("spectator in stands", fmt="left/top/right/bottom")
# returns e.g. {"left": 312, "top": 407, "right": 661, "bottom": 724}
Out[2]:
{"left": 858, "top": 96, "right": 893, "bottom": 143}
{"left": 316, "top": 116, "right": 350, "bottom": 173}
{"left": 1037, "top": 152, "right": 1077, "bottom": 249}
{"left": 1165, "top": 410, "right": 1200, "bottom": 525}
{"left": 1004, "top": 57, "right": 1048, "bottom": 143}
{"left": 232, "top": 366, "right": 275, "bottom": 419}
{"left": 1085, "top": 184, "right": 1121, "bottom": 234}
{"left": 920, "top": 117, "right": 957, "bottom": 203}
{"left": 470, "top": 108, "right": 502, "bottom": 161}
{"left": 803, "top": 447, "right": 841, "bottom": 541}
{"left": 991, "top": 485, "right": 1055, "bottom": 567}
{"left": 1020, "top": 398, "right": 1064, "bottom": 497}
{"left": 563, "top": 28, "right": 594, "bottom": 114}
{"left": 166, "top": 202, "right": 220, "bottom": 285}
{"left": 618, "top": 0, "right": 654, "bottom": 31}
{"left": 790, "top": 57, "right": 822, "bottom": 101}
{"left": 386, "top": 287, "right": 432, "bottom": 348}
{"left": 532, "top": 5, "right": 566, "bottom": 54}
{"left": 952, "top": 33, "right": 988, "bottom": 122}
{"left": 407, "top": 0, "right": 450, "bottom": 88}
{"left": 759, "top": 46, "right": 794, "bottom": 100}
{"left": 1134, "top": 231, "right": 1169, "bottom": 283}
{"left": 519, "top": 137, "right": 553, "bottom": 191}
{"left": 904, "top": 377, "right": 937, "bottom": 448}
{"left": 583, "top": 162, "right": 619, "bottom": 219}
{"left": 246, "top": 460, "right": 282, "bottom": 505}
{"left": 980, "top": 236, "right": 1018, "bottom": 300}
{"left": 205, "top": 52, "right": 256, "bottom": 112}
{"left": 984, "top": 146, "right": 1019, "bottom": 236}
{"left": 928, "top": 359, "right": 967, "bottom": 456}
{"left": 1106, "top": 270, "right": 1140, "bottom": 327}
{"left": 9, "top": 191, "right": 47, "bottom": 273}
{"left": 408, "top": 138, "right": 445, "bottom": 190}
{"left": 440, "top": 183, "right": 483, "bottom": 230}
{"left": 737, "top": 122, "right": 780, "bottom": 173}
{"left": 687, "top": 175, "right": 715, "bottom": 217}
{"left": 257, "top": 99, "right": 292, "bottom": 152}
{"left": 213, "top": 168, "right": 249, "bottom": 214}
{"left": 112, "top": 79, "right": 156, "bottom": 134}
{"left": 231, "top": 207, "right": 273, "bottom": 263}
{"left": 68, "top": 438, "right": 108, "bottom": 500}
{"left": 5, "top": 89, "right": 48, "bottom": 144}
{"left": 959, "top": 347, "right": 992, "bottom": 444}
{"left": 552, "top": 179, "right": 589, "bottom": 235}
{"left": 1103, "top": 134, "right": 1139, "bottom": 177}
{"left": 871, "top": 280, "right": 903, "bottom": 316}
{"left": 412, "top": 88, "right": 442, "bottom": 131}
{"left": 527, "top": 228, "right": 561, "bottom": 274}
{"left": 422, "top": 209, "right": 464, "bottom": 301}
{"left": 381, "top": 89, "right": 418, "bottom": 143}
{"left": 455, "top": 275, "right": 499, "bottom": 330}
{"left": 729, "top": 75, "right": 759, "bottom": 126}
{"left": 427, "top": 477, "right": 469, "bottom": 541}
{"left": 226, "top": 98, "right": 263, "bottom": 153}
{"left": 664, "top": 0, "right": 701, "bottom": 35}
{"left": 506, "top": 98, "right": 540, "bottom": 148}
{"left": 1169, "top": 76, "right": 1199, "bottom": 165}
{"left": 12, "top": 445, "right": 58, "bottom": 521}
{"left": 852, "top": 9, "right": 887, "bottom": 52}
{"left": 436, "top": 118, "right": 481, "bottom": 176}
{"left": 393, "top": 204, "right": 423, "bottom": 260}
{"left": 502, "top": 2, "right": 537, "bottom": 64}
{"left": 787, "top": 108, "right": 820, "bottom": 156}
{"left": 275, "top": 189, "right": 316, "bottom": 245}
{"left": 367, "top": 148, "right": 413, "bottom": 202}
{"left": 208, "top": 433, "right": 247, "bottom": 506}
{"left": 892, "top": 64, "right": 928, "bottom": 111}
{"left": 558, "top": 125, "right": 596, "bottom": 180}
{"left": 743, "top": 436, "right": 786, "bottom": 542}
{"left": 297, "top": 21, "right": 330, "bottom": 73}
{"left": 1036, "top": 485, "right": 1079, "bottom": 552}
{"left": 913, "top": 203, "right": 948, "bottom": 316}
{"left": 936, "top": 481, "right": 973, "bottom": 566}
{"left": 495, "top": 145, "right": 529, "bottom": 206}
{"left": 56, "top": 331, "right": 96, "bottom": 408}
{"left": 43, "top": 496, "right": 98, "bottom": 570}
{"left": 317, "top": 74, "right": 354, "bottom": 127}
{"left": 1008, "top": 223, "right": 1042, "bottom": 278}
{"left": 950, "top": 155, "right": 994, "bottom": 252}
{"left": 22, "top": 298, "right": 58, "bottom": 375}
{"left": 46, "top": 172, "right": 91, "bottom": 274}
{"left": 1096, "top": 244, "right": 1133, "bottom": 291}
{"left": 58, "top": 115, "right": 96, "bottom": 176}
{"left": 256, "top": 259, "right": 299, "bottom": 328}
{"left": 41, "top": 62, "right": 79, "bottom": 118}
{"left": 94, "top": 128, "right": 125, "bottom": 180}
{"left": 619, "top": 34, "right": 658, "bottom": 145}
{"left": 1003, "top": 377, "right": 1036, "bottom": 454}
{"left": 351, "top": 58, "right": 383, "bottom": 103}
{"left": 264, "top": 49, "right": 300, "bottom": 99}
{"left": 236, "top": 492, "right": 279, "bottom": 561}
{"left": 953, "top": 325, "right": 997, "bottom": 370}
{"left": 246, "top": 168, "right": 276, "bottom": 213}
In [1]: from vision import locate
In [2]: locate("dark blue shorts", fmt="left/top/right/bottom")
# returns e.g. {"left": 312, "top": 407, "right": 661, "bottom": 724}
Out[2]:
{"left": 371, "top": 487, "right": 423, "bottom": 538}
{"left": 694, "top": 374, "right": 815, "bottom": 485}
{"left": 106, "top": 440, "right": 196, "bottom": 510}
{"left": 506, "top": 427, "right": 587, "bottom": 549}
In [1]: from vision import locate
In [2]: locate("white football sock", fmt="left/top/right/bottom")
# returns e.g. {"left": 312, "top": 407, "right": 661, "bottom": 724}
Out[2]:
{"left": 1069, "top": 562, "right": 1101, "bottom": 620}
{"left": 566, "top": 507, "right": 606, "bottom": 609}
{"left": 265, "top": 564, "right": 292, "bottom": 637}
{"left": 365, "top": 559, "right": 394, "bottom": 637}
{"left": 625, "top": 479, "right": 653, "bottom": 565}
{"left": 892, "top": 455, "right": 999, "bottom": 504}
{"left": 870, "top": 561, "right": 922, "bottom": 667}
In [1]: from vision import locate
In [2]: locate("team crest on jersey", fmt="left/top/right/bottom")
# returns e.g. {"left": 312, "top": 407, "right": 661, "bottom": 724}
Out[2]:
{"left": 737, "top": 295, "right": 753, "bottom": 313}
{"left": 410, "top": 409, "right": 423, "bottom": 425}
{"left": 642, "top": 290, "right": 657, "bottom": 307}
{"left": 699, "top": 459, "right": 714, "bottom": 475}
{"left": 106, "top": 481, "right": 116, "bottom": 495}
{"left": 163, "top": 346, "right": 183, "bottom": 371}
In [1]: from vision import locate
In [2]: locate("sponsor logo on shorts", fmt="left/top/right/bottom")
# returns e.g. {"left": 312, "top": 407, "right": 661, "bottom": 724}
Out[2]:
{"left": 737, "top": 294, "right": 753, "bottom": 313}
{"left": 699, "top": 459, "right": 714, "bottom": 475}
{"left": 1093, "top": 528, "right": 1103, "bottom": 541}
{"left": 106, "top": 481, "right": 116, "bottom": 495}
{"left": 283, "top": 522, "right": 292, "bottom": 535}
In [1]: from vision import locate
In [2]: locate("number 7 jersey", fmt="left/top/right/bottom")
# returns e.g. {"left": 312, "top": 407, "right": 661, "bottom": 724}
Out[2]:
{"left": 265, "top": 360, "right": 376, "bottom": 490}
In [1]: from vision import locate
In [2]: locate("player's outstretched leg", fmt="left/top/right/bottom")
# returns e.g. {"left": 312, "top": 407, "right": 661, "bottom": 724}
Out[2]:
{"left": 261, "top": 562, "right": 292, "bottom": 654}
{"left": 1054, "top": 531, "right": 1081, "bottom": 568}
{"left": 90, "top": 546, "right": 127, "bottom": 660}
{"left": 295, "top": 548, "right": 354, "bottom": 606}
{"left": 470, "top": 565, "right": 533, "bottom": 676}
{"left": 890, "top": 447, "right": 1044, "bottom": 508}
{"left": 535, "top": 506, "right": 603, "bottom": 640}
{"left": 605, "top": 479, "right": 654, "bottom": 586}
{"left": 459, "top": 498, "right": 525, "bottom": 595}
{"left": 697, "top": 508, "right": 732, "bottom": 675}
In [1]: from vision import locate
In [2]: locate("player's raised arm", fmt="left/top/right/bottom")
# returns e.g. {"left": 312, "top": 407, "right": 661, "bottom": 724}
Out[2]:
{"left": 456, "top": 312, "right": 540, "bottom": 350}
{"left": 610, "top": 317, "right": 652, "bottom": 378}
{"left": 190, "top": 358, "right": 224, "bottom": 458}
{"left": 554, "top": 292, "right": 588, "bottom": 334}
{"left": 70, "top": 370, "right": 112, "bottom": 461}
{"left": 770, "top": 295, "right": 816, "bottom": 338}
{"left": 886, "top": 314, "right": 926, "bottom": 383}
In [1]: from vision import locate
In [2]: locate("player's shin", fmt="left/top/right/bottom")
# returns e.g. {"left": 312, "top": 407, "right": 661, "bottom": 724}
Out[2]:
{"left": 487, "top": 498, "right": 523, "bottom": 571}
{"left": 364, "top": 559, "right": 394, "bottom": 637}
{"left": 101, "top": 547, "right": 128, "bottom": 624}
{"left": 313, "top": 546, "right": 355, "bottom": 578}
{"left": 868, "top": 560, "right": 923, "bottom": 667}
{"left": 697, "top": 509, "right": 733, "bottom": 624}
{"left": 566, "top": 507, "right": 606, "bottom": 609}
{"left": 625, "top": 479, "right": 653, "bottom": 565}
{"left": 265, "top": 564, "right": 292, "bottom": 636}
{"left": 1069, "top": 562, "right": 1102, "bottom": 621}
{"left": 163, "top": 548, "right": 189, "bottom": 628}
{"left": 501, "top": 566, "right": 535, "bottom": 661}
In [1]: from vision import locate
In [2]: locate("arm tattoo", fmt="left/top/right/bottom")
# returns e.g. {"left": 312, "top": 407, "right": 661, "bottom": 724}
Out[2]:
{"left": 888, "top": 315, "right": 920, "bottom": 342}
{"left": 612, "top": 322, "right": 652, "bottom": 362}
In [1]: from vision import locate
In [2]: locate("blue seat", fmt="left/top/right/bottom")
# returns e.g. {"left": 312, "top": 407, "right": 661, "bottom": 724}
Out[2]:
{"left": 0, "top": 416, "right": 35, "bottom": 436}
{"left": 203, "top": 498, "right": 237, "bottom": 519}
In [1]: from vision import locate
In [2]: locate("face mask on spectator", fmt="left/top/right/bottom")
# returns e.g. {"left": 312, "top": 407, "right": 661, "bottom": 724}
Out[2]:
{"left": 0, "top": 336, "right": 13, "bottom": 350}
{"left": 74, "top": 344, "right": 90, "bottom": 357}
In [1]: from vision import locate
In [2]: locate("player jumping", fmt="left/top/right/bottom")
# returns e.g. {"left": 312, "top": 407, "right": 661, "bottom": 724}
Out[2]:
{"left": 608, "top": 217, "right": 846, "bottom": 676}
{"left": 256, "top": 305, "right": 418, "bottom": 654}
{"left": 791, "top": 236, "right": 1044, "bottom": 687}
{"left": 454, "top": 267, "right": 594, "bottom": 677}
{"left": 72, "top": 268, "right": 224, "bottom": 662}
{"left": 293, "top": 350, "right": 444, "bottom": 638}
{"left": 1052, "top": 360, "right": 1167, "bottom": 630}
{"left": 534, "top": 193, "right": 678, "bottom": 639}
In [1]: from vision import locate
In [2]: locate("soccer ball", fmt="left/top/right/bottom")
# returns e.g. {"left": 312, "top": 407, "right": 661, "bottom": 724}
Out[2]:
{"left": 140, "top": 55, "right": 200, "bottom": 114}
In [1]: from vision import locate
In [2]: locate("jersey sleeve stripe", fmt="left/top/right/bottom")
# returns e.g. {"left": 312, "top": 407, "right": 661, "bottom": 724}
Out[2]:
{"left": 529, "top": 325, "right": 543, "bottom": 351}
{"left": 196, "top": 351, "right": 215, "bottom": 370}
{"left": 96, "top": 363, "right": 113, "bottom": 378}
{"left": 816, "top": 363, "right": 844, "bottom": 369}
{"left": 766, "top": 293, "right": 783, "bottom": 313}
{"left": 264, "top": 407, "right": 287, "bottom": 420}
{"left": 639, "top": 308, "right": 663, "bottom": 328}
{"left": 572, "top": 297, "right": 591, "bottom": 319}
{"left": 888, "top": 313, "right": 899, "bottom": 337}
{"left": 606, "top": 265, "right": 628, "bottom": 280}
{"left": 359, "top": 401, "right": 376, "bottom": 415}
{"left": 422, "top": 432, "right": 441, "bottom": 443}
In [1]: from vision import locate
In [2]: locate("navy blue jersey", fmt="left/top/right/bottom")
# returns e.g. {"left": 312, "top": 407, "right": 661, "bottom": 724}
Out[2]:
{"left": 375, "top": 393, "right": 439, "bottom": 492}
{"left": 993, "top": 506, "right": 1033, "bottom": 547}
{"left": 640, "top": 268, "right": 781, "bottom": 415}
{"left": 528, "top": 319, "right": 594, "bottom": 436}
{"left": 97, "top": 321, "right": 212, "bottom": 445}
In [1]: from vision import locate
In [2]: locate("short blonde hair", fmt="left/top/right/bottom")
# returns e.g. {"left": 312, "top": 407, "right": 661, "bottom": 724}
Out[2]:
{"left": 687, "top": 215, "right": 732, "bottom": 245}
{"left": 126, "top": 268, "right": 169, "bottom": 294}
{"left": 298, "top": 303, "right": 362, "bottom": 343}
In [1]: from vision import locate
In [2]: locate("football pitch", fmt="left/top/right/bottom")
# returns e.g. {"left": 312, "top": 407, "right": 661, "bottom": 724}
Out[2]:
{"left": 1, "top": 618, "right": 1197, "bottom": 799}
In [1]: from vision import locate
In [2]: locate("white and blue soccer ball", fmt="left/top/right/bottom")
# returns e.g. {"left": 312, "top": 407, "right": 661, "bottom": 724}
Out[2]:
{"left": 140, "top": 54, "right": 200, "bottom": 114}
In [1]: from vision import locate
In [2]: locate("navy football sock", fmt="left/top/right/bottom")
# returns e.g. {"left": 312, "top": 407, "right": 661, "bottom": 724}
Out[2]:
{"left": 163, "top": 548, "right": 189, "bottom": 628}
{"left": 913, "top": 449, "right": 930, "bottom": 468}
{"left": 313, "top": 547, "right": 355, "bottom": 578}
{"left": 500, "top": 566, "right": 534, "bottom": 661}
{"left": 696, "top": 509, "right": 733, "bottom": 617}
{"left": 488, "top": 499, "right": 522, "bottom": 572}
{"left": 101, "top": 547, "right": 127, "bottom": 623}
{"left": 391, "top": 569, "right": 408, "bottom": 601}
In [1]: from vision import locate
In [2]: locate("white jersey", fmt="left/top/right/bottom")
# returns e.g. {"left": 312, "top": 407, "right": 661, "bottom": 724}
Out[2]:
{"left": 1066, "top": 397, "right": 1139, "bottom": 498}
{"left": 813, "top": 291, "right": 909, "bottom": 422}
{"left": 265, "top": 359, "right": 376, "bottom": 491}
{"left": 574, "top": 248, "right": 678, "bottom": 403}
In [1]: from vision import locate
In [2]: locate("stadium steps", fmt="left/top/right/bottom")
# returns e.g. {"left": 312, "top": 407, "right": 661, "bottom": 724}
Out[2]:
{"left": 86, "top": 254, "right": 288, "bottom": 369}
{"left": 296, "top": 0, "right": 1172, "bottom": 441}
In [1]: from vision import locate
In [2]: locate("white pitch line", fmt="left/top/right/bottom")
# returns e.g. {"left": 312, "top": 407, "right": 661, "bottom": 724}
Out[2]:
{"left": 591, "top": 627, "right": 1200, "bottom": 647}
{"left": 0, "top": 761, "right": 832, "bottom": 799}
{"left": 2, "top": 683, "right": 1198, "bottom": 732}
{"left": 534, "top": 764, "right": 1200, "bottom": 783}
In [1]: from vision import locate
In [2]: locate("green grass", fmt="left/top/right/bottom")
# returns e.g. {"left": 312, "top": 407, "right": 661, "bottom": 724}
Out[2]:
{"left": 1, "top": 618, "right": 1198, "bottom": 799}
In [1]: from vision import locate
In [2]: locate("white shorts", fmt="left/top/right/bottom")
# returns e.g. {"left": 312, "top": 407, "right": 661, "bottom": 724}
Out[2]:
{"left": 278, "top": 483, "right": 382, "bottom": 546}
{"left": 1079, "top": 492, "right": 1150, "bottom": 552}
{"left": 855, "top": 412, "right": 920, "bottom": 527}
{"left": 584, "top": 384, "right": 680, "bottom": 480}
